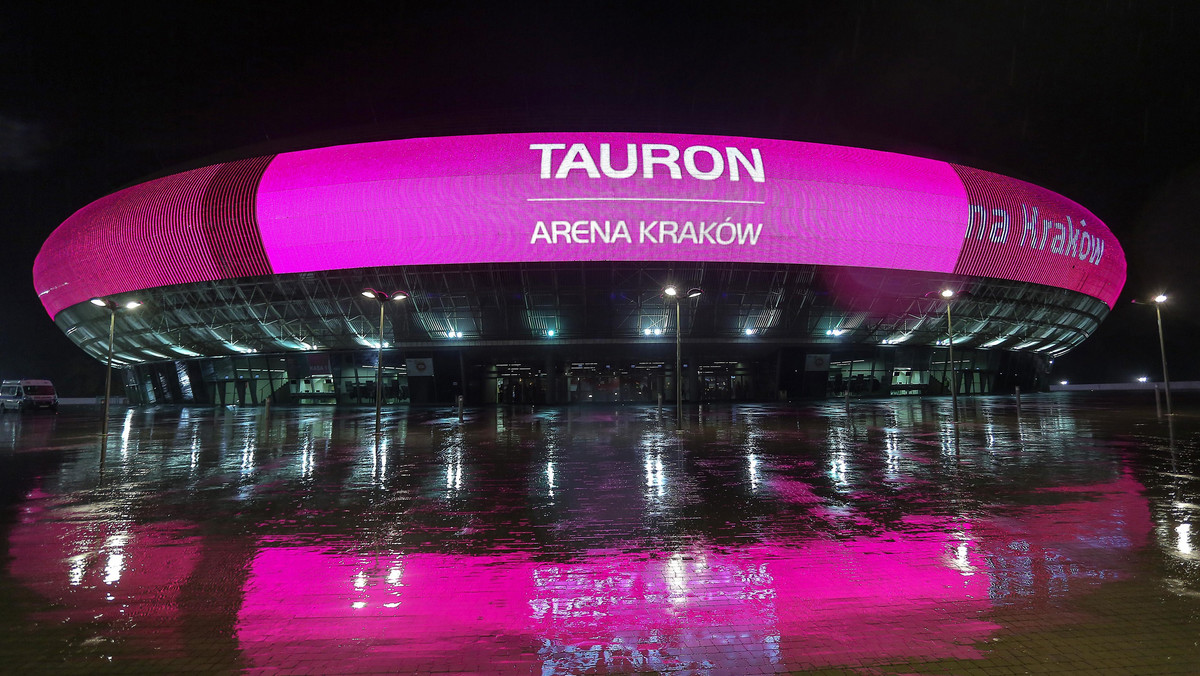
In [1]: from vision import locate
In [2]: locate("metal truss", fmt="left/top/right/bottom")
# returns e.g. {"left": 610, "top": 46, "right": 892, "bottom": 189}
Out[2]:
{"left": 54, "top": 262, "right": 1111, "bottom": 366}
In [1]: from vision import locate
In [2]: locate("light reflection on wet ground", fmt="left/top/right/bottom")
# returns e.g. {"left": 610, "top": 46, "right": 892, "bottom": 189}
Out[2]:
{"left": 1, "top": 394, "right": 1199, "bottom": 673}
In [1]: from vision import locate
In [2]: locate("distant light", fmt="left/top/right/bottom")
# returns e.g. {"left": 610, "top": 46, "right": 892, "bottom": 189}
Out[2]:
{"left": 391, "top": 292, "right": 408, "bottom": 301}
{"left": 1138, "top": 376, "right": 1148, "bottom": 383}
{"left": 361, "top": 290, "right": 376, "bottom": 299}
{"left": 941, "top": 289, "right": 955, "bottom": 298}
{"left": 686, "top": 287, "right": 703, "bottom": 299}
{"left": 653, "top": 328, "right": 663, "bottom": 336}
{"left": 643, "top": 328, "right": 652, "bottom": 336}
{"left": 124, "top": 301, "right": 142, "bottom": 310}
{"left": 1060, "top": 380, "right": 1069, "bottom": 385}
{"left": 547, "top": 329, "right": 555, "bottom": 338}
{"left": 455, "top": 331, "right": 463, "bottom": 338}
{"left": 745, "top": 328, "right": 755, "bottom": 336}
{"left": 825, "top": 329, "right": 845, "bottom": 336}
{"left": 1155, "top": 294, "right": 1168, "bottom": 303}
{"left": 89, "top": 298, "right": 107, "bottom": 307}
{"left": 663, "top": 286, "right": 678, "bottom": 297}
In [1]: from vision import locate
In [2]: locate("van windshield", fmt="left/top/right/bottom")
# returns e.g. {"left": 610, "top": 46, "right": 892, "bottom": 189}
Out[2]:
{"left": 23, "top": 386, "right": 55, "bottom": 396}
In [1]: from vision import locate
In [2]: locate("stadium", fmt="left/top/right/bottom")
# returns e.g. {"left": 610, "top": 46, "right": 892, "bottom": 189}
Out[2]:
{"left": 33, "top": 132, "right": 1126, "bottom": 406}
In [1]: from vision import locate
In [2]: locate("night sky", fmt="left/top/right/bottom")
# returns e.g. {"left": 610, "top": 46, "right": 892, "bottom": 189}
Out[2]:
{"left": 4, "top": 1, "right": 1199, "bottom": 393}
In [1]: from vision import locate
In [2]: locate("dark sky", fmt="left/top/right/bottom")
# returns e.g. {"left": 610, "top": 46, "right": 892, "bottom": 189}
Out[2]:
{"left": 4, "top": 1, "right": 1199, "bottom": 392}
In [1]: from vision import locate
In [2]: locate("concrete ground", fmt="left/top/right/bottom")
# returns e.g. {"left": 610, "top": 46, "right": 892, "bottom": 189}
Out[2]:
{"left": 1, "top": 393, "right": 1198, "bottom": 674}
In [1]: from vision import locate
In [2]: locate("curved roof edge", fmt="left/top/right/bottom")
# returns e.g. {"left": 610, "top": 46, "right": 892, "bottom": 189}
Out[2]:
{"left": 34, "top": 132, "right": 1126, "bottom": 319}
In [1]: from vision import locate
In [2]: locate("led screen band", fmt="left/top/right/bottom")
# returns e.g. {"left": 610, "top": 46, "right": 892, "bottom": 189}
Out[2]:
{"left": 34, "top": 133, "right": 1125, "bottom": 319}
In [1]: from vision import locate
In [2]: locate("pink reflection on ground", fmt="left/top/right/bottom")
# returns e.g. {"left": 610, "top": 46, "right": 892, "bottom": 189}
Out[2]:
{"left": 974, "top": 469, "right": 1152, "bottom": 606}
{"left": 8, "top": 487, "right": 201, "bottom": 655}
{"left": 239, "top": 549, "right": 538, "bottom": 672}
{"left": 4, "top": 467, "right": 1152, "bottom": 672}
{"left": 234, "top": 472, "right": 1149, "bottom": 672}
{"left": 235, "top": 532, "right": 983, "bottom": 671}
{"left": 238, "top": 536, "right": 996, "bottom": 673}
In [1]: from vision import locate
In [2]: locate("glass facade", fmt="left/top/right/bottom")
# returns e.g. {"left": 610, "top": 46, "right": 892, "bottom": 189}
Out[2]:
{"left": 53, "top": 262, "right": 1107, "bottom": 405}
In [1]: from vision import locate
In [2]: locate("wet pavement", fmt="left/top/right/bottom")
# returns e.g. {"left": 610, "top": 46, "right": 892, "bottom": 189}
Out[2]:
{"left": 1, "top": 394, "right": 1198, "bottom": 674}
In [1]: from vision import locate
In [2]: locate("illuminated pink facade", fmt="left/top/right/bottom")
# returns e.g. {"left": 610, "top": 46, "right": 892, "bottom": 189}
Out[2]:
{"left": 34, "top": 133, "right": 1124, "bottom": 320}
{"left": 33, "top": 132, "right": 1125, "bottom": 404}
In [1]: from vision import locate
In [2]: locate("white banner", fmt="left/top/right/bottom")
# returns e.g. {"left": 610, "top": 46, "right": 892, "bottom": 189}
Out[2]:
{"left": 405, "top": 358, "right": 435, "bottom": 377}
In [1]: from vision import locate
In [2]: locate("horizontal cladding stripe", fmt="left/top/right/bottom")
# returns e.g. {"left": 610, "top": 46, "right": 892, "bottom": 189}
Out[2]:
{"left": 950, "top": 163, "right": 1124, "bottom": 307}
{"left": 33, "top": 133, "right": 1125, "bottom": 321}
{"left": 33, "top": 165, "right": 222, "bottom": 319}
{"left": 202, "top": 155, "right": 275, "bottom": 279}
{"left": 34, "top": 156, "right": 275, "bottom": 318}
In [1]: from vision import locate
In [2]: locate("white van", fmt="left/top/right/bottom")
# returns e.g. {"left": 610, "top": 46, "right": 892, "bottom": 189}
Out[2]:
{"left": 0, "top": 379, "right": 59, "bottom": 413}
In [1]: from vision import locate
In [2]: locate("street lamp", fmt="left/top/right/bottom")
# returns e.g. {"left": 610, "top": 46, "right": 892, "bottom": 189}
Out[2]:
{"left": 89, "top": 297, "right": 142, "bottom": 443}
{"left": 1133, "top": 294, "right": 1172, "bottom": 416}
{"left": 940, "top": 288, "right": 958, "bottom": 421}
{"left": 362, "top": 289, "right": 408, "bottom": 426}
{"left": 664, "top": 285, "right": 702, "bottom": 430}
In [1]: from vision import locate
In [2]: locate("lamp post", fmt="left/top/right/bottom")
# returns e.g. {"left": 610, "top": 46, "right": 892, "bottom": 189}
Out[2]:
{"left": 664, "top": 285, "right": 702, "bottom": 430}
{"left": 361, "top": 288, "right": 408, "bottom": 426}
{"left": 940, "top": 288, "right": 958, "bottom": 421}
{"left": 1133, "top": 294, "right": 1172, "bottom": 416}
{"left": 89, "top": 297, "right": 142, "bottom": 443}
